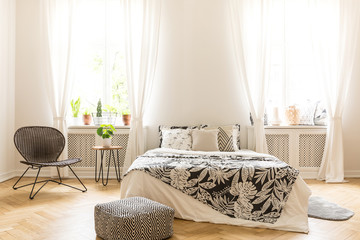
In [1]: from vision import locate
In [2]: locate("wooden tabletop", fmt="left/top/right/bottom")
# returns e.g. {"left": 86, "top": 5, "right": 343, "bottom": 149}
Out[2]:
{"left": 91, "top": 146, "right": 123, "bottom": 150}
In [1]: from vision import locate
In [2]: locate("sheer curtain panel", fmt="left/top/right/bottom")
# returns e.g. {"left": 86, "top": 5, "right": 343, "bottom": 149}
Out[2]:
{"left": 311, "top": 0, "right": 360, "bottom": 183}
{"left": 229, "top": 0, "right": 273, "bottom": 153}
{"left": 121, "top": 0, "right": 162, "bottom": 174}
{"left": 40, "top": 0, "right": 77, "bottom": 176}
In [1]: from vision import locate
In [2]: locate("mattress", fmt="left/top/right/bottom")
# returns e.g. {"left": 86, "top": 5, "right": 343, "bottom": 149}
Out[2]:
{"left": 120, "top": 148, "right": 311, "bottom": 233}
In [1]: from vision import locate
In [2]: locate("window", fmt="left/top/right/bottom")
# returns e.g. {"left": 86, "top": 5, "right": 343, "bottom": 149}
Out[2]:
{"left": 71, "top": 0, "right": 128, "bottom": 122}
{"left": 266, "top": 0, "right": 324, "bottom": 124}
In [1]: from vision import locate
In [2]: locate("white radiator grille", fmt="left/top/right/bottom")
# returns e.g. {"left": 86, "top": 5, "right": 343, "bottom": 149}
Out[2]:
{"left": 266, "top": 134, "right": 290, "bottom": 164}
{"left": 67, "top": 133, "right": 128, "bottom": 168}
{"left": 299, "top": 134, "right": 326, "bottom": 167}
{"left": 110, "top": 134, "right": 129, "bottom": 168}
{"left": 68, "top": 134, "right": 96, "bottom": 167}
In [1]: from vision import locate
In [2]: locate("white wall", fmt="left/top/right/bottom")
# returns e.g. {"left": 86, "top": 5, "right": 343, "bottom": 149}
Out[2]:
{"left": 0, "top": 0, "right": 16, "bottom": 182}
{"left": 14, "top": 0, "right": 52, "bottom": 176}
{"left": 12, "top": 0, "right": 360, "bottom": 179}
{"left": 343, "top": 43, "right": 360, "bottom": 176}
{"left": 145, "top": 0, "right": 250, "bottom": 150}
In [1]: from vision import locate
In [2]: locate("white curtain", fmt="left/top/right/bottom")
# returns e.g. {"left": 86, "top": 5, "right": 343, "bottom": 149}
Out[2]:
{"left": 40, "top": 0, "right": 77, "bottom": 176}
{"left": 229, "top": 0, "right": 273, "bottom": 153}
{"left": 121, "top": 0, "right": 162, "bottom": 174}
{"left": 311, "top": 0, "right": 360, "bottom": 182}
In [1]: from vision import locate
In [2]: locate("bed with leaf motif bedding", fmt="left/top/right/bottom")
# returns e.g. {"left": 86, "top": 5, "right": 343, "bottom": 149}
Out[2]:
{"left": 120, "top": 148, "right": 311, "bottom": 233}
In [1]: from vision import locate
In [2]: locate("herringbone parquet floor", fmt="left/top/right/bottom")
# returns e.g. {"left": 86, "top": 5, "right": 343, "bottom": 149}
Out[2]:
{"left": 0, "top": 177, "right": 359, "bottom": 240}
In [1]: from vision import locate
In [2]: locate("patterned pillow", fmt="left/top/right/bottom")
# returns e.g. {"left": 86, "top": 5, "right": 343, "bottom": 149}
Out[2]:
{"left": 160, "top": 129, "right": 192, "bottom": 151}
{"left": 201, "top": 124, "right": 241, "bottom": 151}
{"left": 158, "top": 125, "right": 199, "bottom": 147}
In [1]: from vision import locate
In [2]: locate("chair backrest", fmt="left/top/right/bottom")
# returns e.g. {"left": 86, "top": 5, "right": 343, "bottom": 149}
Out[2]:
{"left": 14, "top": 126, "right": 65, "bottom": 163}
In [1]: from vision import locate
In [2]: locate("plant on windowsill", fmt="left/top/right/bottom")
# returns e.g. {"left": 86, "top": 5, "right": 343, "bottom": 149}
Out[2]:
{"left": 92, "top": 100, "right": 118, "bottom": 126}
{"left": 122, "top": 109, "right": 131, "bottom": 126}
{"left": 82, "top": 108, "right": 92, "bottom": 125}
{"left": 70, "top": 97, "right": 81, "bottom": 125}
{"left": 97, "top": 124, "right": 116, "bottom": 147}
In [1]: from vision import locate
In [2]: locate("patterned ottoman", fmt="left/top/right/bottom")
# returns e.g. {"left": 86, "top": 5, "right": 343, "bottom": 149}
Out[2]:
{"left": 94, "top": 197, "right": 175, "bottom": 240}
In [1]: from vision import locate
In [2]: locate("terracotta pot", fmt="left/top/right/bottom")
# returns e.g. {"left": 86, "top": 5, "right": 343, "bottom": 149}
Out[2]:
{"left": 82, "top": 114, "right": 92, "bottom": 125}
{"left": 122, "top": 114, "right": 131, "bottom": 126}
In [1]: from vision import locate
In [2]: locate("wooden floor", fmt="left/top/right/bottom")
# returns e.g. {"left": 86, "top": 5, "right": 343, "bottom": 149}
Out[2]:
{"left": 0, "top": 177, "right": 359, "bottom": 240}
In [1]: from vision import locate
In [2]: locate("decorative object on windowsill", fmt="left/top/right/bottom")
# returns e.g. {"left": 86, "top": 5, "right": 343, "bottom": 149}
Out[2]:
{"left": 97, "top": 124, "right": 116, "bottom": 147}
{"left": 271, "top": 107, "right": 282, "bottom": 126}
{"left": 122, "top": 109, "right": 131, "bottom": 126}
{"left": 96, "top": 99, "right": 102, "bottom": 117}
{"left": 70, "top": 97, "right": 82, "bottom": 125}
{"left": 92, "top": 100, "right": 118, "bottom": 126}
{"left": 249, "top": 111, "right": 268, "bottom": 126}
{"left": 82, "top": 108, "right": 92, "bottom": 125}
{"left": 314, "top": 101, "right": 328, "bottom": 126}
{"left": 285, "top": 105, "right": 300, "bottom": 125}
{"left": 298, "top": 100, "right": 317, "bottom": 125}
{"left": 92, "top": 112, "right": 118, "bottom": 126}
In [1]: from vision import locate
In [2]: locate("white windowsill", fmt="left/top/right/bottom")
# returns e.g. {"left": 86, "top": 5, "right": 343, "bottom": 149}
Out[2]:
{"left": 68, "top": 125, "right": 130, "bottom": 129}
{"left": 247, "top": 125, "right": 327, "bottom": 129}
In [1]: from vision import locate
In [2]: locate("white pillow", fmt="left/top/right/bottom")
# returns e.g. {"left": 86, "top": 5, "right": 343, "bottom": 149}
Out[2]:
{"left": 192, "top": 129, "right": 219, "bottom": 151}
{"left": 202, "top": 125, "right": 239, "bottom": 151}
{"left": 161, "top": 129, "right": 192, "bottom": 151}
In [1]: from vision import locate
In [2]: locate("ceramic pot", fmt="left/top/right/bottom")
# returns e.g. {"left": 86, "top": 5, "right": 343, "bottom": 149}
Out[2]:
{"left": 72, "top": 117, "right": 82, "bottom": 126}
{"left": 102, "top": 138, "right": 111, "bottom": 147}
{"left": 122, "top": 114, "right": 131, "bottom": 126}
{"left": 82, "top": 114, "right": 92, "bottom": 125}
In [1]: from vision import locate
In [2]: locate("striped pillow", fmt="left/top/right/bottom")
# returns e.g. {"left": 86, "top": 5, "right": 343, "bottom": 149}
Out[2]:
{"left": 201, "top": 124, "right": 241, "bottom": 151}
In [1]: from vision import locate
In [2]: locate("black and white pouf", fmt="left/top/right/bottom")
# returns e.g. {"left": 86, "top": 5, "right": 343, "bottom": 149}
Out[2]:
{"left": 94, "top": 197, "right": 175, "bottom": 240}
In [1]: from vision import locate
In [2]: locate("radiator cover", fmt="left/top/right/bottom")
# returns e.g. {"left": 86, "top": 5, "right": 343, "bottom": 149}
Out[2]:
{"left": 67, "top": 126, "right": 130, "bottom": 178}
{"left": 248, "top": 126, "right": 327, "bottom": 179}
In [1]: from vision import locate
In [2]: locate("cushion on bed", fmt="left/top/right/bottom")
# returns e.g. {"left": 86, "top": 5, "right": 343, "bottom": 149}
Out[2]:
{"left": 161, "top": 128, "right": 192, "bottom": 151}
{"left": 191, "top": 129, "right": 219, "bottom": 151}
{"left": 201, "top": 124, "right": 240, "bottom": 151}
{"left": 158, "top": 125, "right": 199, "bottom": 147}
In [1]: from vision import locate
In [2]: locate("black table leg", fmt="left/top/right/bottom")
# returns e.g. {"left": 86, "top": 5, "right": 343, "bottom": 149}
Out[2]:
{"left": 102, "top": 150, "right": 111, "bottom": 186}
{"left": 117, "top": 150, "right": 121, "bottom": 181}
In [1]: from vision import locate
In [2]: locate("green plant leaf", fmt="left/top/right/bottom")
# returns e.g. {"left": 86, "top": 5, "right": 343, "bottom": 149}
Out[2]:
{"left": 97, "top": 127, "right": 103, "bottom": 137}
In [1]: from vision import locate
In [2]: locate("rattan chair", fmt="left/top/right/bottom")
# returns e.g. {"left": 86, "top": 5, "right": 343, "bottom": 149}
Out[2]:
{"left": 13, "top": 126, "right": 87, "bottom": 199}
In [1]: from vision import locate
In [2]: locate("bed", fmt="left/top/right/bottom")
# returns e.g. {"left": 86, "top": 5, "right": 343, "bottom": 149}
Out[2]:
{"left": 120, "top": 147, "right": 311, "bottom": 233}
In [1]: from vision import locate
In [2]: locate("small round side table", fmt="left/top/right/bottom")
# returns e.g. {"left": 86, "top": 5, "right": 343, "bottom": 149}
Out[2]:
{"left": 91, "top": 146, "right": 123, "bottom": 186}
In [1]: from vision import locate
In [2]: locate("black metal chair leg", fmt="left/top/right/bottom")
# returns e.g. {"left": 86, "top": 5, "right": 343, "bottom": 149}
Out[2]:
{"left": 13, "top": 167, "right": 31, "bottom": 190}
{"left": 67, "top": 166, "right": 87, "bottom": 192}
{"left": 29, "top": 167, "right": 49, "bottom": 200}
{"left": 56, "top": 166, "right": 62, "bottom": 183}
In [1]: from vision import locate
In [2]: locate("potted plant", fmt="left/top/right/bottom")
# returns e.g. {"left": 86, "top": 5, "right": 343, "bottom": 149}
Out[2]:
{"left": 104, "top": 104, "right": 118, "bottom": 125}
{"left": 70, "top": 97, "right": 81, "bottom": 125}
{"left": 97, "top": 124, "right": 116, "bottom": 147}
{"left": 82, "top": 108, "right": 92, "bottom": 125}
{"left": 122, "top": 109, "right": 131, "bottom": 126}
{"left": 92, "top": 99, "right": 103, "bottom": 126}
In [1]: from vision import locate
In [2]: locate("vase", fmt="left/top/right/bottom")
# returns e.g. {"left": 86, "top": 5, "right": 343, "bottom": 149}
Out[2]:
{"left": 102, "top": 138, "right": 111, "bottom": 147}
{"left": 285, "top": 106, "right": 300, "bottom": 125}
{"left": 72, "top": 117, "right": 82, "bottom": 126}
